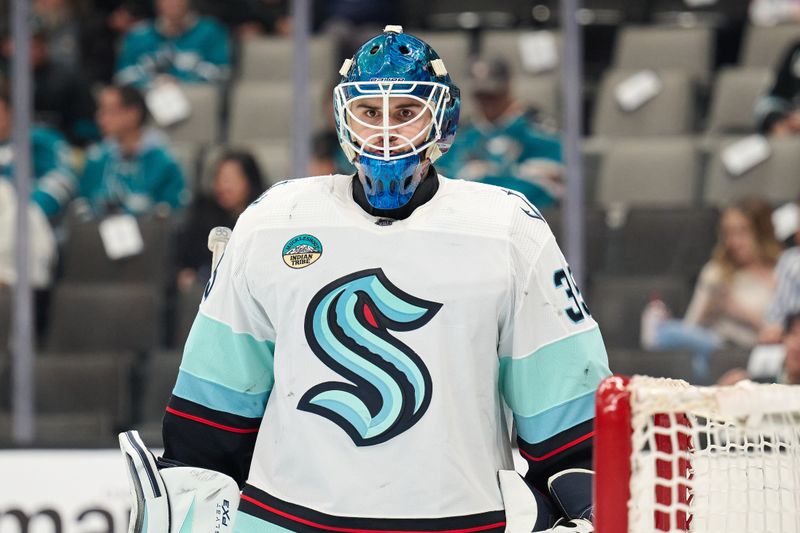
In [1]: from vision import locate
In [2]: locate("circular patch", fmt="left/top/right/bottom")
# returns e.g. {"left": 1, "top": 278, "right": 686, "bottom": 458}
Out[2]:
{"left": 282, "top": 234, "right": 323, "bottom": 269}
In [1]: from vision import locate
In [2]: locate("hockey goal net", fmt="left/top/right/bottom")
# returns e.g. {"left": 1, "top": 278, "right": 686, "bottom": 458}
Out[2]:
{"left": 594, "top": 375, "right": 800, "bottom": 533}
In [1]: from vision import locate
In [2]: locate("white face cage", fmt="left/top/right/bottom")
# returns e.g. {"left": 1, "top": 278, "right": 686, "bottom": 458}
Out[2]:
{"left": 334, "top": 81, "right": 451, "bottom": 162}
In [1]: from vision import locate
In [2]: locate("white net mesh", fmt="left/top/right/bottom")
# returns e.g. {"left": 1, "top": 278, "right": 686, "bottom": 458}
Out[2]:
{"left": 627, "top": 376, "right": 800, "bottom": 533}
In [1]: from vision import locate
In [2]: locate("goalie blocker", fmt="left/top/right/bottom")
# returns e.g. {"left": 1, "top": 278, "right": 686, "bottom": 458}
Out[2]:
{"left": 120, "top": 429, "right": 592, "bottom": 533}
{"left": 119, "top": 430, "right": 240, "bottom": 533}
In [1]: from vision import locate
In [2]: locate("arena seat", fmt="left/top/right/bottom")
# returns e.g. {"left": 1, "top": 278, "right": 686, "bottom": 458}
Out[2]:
{"left": 703, "top": 136, "right": 800, "bottom": 205}
{"left": 169, "top": 141, "right": 203, "bottom": 195}
{"left": 615, "top": 206, "right": 717, "bottom": 278}
{"left": 407, "top": 31, "right": 472, "bottom": 83}
{"left": 60, "top": 215, "right": 173, "bottom": 286}
{"left": 588, "top": 274, "right": 692, "bottom": 349}
{"left": 480, "top": 30, "right": 564, "bottom": 76}
{"left": 612, "top": 26, "right": 715, "bottom": 84}
{"left": 705, "top": 67, "right": 772, "bottom": 135}
{"left": 228, "top": 81, "right": 326, "bottom": 143}
{"left": 740, "top": 23, "right": 800, "bottom": 69}
{"left": 165, "top": 84, "right": 222, "bottom": 145}
{"left": 238, "top": 36, "right": 337, "bottom": 84}
{"left": 135, "top": 349, "right": 182, "bottom": 445}
{"left": 200, "top": 140, "right": 291, "bottom": 193}
{"left": 592, "top": 69, "right": 696, "bottom": 137}
{"left": 173, "top": 284, "right": 204, "bottom": 349}
{"left": 595, "top": 137, "right": 700, "bottom": 208}
{"left": 0, "top": 412, "right": 116, "bottom": 446}
{"left": 0, "top": 285, "right": 9, "bottom": 353}
{"left": 45, "top": 283, "right": 162, "bottom": 352}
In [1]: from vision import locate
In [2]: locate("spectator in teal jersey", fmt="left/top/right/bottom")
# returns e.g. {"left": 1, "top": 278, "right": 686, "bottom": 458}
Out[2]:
{"left": 77, "top": 85, "right": 187, "bottom": 216}
{"left": 114, "top": 0, "right": 230, "bottom": 87}
{"left": 0, "top": 86, "right": 77, "bottom": 222}
{"left": 436, "top": 58, "right": 564, "bottom": 208}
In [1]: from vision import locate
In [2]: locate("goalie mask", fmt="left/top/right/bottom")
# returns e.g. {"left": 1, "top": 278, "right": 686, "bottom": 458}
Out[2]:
{"left": 334, "top": 26, "right": 461, "bottom": 210}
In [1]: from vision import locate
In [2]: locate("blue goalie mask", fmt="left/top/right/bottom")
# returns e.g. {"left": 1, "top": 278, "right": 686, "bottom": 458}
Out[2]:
{"left": 334, "top": 25, "right": 461, "bottom": 210}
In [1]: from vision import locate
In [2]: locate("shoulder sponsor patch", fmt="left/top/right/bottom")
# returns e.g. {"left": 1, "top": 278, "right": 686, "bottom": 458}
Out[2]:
{"left": 282, "top": 234, "right": 323, "bottom": 269}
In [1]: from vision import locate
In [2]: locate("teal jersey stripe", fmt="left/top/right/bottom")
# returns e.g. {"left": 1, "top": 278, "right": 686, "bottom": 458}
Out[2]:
{"left": 178, "top": 497, "right": 195, "bottom": 533}
{"left": 235, "top": 510, "right": 296, "bottom": 533}
{"left": 181, "top": 313, "right": 275, "bottom": 395}
{"left": 515, "top": 389, "right": 596, "bottom": 444}
{"left": 500, "top": 326, "right": 609, "bottom": 417}
{"left": 174, "top": 369, "right": 270, "bottom": 418}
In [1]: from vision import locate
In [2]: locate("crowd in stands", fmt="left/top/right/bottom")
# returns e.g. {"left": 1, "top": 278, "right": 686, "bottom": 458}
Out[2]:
{"left": 2, "top": 0, "right": 800, "bottom": 443}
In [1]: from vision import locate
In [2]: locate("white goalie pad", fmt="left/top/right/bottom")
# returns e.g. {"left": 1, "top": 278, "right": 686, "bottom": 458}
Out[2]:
{"left": 119, "top": 430, "right": 240, "bottom": 533}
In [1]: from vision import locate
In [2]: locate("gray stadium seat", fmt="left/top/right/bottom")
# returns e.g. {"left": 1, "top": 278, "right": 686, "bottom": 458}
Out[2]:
{"left": 614, "top": 207, "right": 718, "bottom": 278}
{"left": 228, "top": 81, "right": 326, "bottom": 143}
{"left": 46, "top": 283, "right": 162, "bottom": 352}
{"left": 170, "top": 141, "right": 203, "bottom": 195}
{"left": 708, "top": 347, "right": 751, "bottom": 384}
{"left": 0, "top": 285, "right": 9, "bottom": 353}
{"left": 480, "top": 30, "right": 564, "bottom": 76}
{"left": 36, "top": 352, "right": 134, "bottom": 428}
{"left": 139, "top": 350, "right": 182, "bottom": 425}
{"left": 238, "top": 36, "right": 337, "bottom": 84}
{"left": 612, "top": 26, "right": 715, "bottom": 83}
{"left": 0, "top": 412, "right": 116, "bottom": 447}
{"left": 165, "top": 85, "right": 222, "bottom": 144}
{"left": 589, "top": 274, "right": 692, "bottom": 349}
{"left": 542, "top": 207, "right": 609, "bottom": 274}
{"left": 607, "top": 348, "right": 695, "bottom": 382}
{"left": 740, "top": 24, "right": 800, "bottom": 68}
{"left": 592, "top": 70, "right": 696, "bottom": 137}
{"left": 705, "top": 68, "right": 772, "bottom": 135}
{"left": 60, "top": 215, "right": 174, "bottom": 286}
{"left": 596, "top": 137, "right": 700, "bottom": 208}
{"left": 425, "top": 0, "right": 520, "bottom": 29}
{"left": 174, "top": 284, "right": 204, "bottom": 349}
{"left": 409, "top": 31, "right": 472, "bottom": 84}
{"left": 200, "top": 141, "right": 290, "bottom": 194}
{"left": 703, "top": 136, "right": 800, "bottom": 206}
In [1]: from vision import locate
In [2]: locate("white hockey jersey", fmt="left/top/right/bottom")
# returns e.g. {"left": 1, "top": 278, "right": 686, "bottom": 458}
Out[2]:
{"left": 167, "top": 173, "right": 610, "bottom": 533}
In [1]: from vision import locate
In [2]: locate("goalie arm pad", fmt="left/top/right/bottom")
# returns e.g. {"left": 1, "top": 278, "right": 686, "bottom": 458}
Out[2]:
{"left": 162, "top": 394, "right": 260, "bottom": 487}
{"left": 120, "top": 430, "right": 241, "bottom": 533}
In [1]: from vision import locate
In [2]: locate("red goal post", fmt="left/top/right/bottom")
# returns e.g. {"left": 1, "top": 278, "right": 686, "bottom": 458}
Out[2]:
{"left": 593, "top": 374, "right": 800, "bottom": 533}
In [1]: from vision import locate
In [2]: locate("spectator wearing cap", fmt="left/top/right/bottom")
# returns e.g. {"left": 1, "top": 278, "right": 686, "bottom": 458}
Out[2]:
{"left": 755, "top": 39, "right": 800, "bottom": 135}
{"left": 77, "top": 85, "right": 187, "bottom": 217}
{"left": 436, "top": 57, "right": 564, "bottom": 208}
{"left": 115, "top": 0, "right": 231, "bottom": 87}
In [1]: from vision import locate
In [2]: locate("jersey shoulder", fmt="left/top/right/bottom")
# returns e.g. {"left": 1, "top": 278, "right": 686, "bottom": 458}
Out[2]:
{"left": 438, "top": 176, "right": 553, "bottom": 245}
{"left": 235, "top": 174, "right": 345, "bottom": 232}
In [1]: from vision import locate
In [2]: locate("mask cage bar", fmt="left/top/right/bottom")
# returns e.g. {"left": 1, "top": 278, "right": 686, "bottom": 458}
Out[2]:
{"left": 334, "top": 81, "right": 450, "bottom": 162}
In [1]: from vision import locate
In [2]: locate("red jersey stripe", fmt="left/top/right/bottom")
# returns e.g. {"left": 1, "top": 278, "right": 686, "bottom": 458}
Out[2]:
{"left": 165, "top": 406, "right": 259, "bottom": 434}
{"left": 240, "top": 494, "right": 506, "bottom": 533}
{"left": 520, "top": 431, "right": 595, "bottom": 462}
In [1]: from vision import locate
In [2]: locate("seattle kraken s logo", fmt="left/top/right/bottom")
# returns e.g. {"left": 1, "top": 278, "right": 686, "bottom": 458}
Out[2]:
{"left": 299, "top": 268, "right": 442, "bottom": 446}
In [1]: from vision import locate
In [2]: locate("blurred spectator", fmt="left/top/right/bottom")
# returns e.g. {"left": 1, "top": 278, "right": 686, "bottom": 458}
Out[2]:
{"left": 717, "top": 310, "right": 800, "bottom": 386}
{"left": 1, "top": 27, "right": 99, "bottom": 146}
{"left": 749, "top": 0, "right": 800, "bottom": 25}
{"left": 175, "top": 150, "right": 263, "bottom": 291}
{"left": 0, "top": 85, "right": 77, "bottom": 222}
{"left": 115, "top": 0, "right": 231, "bottom": 87}
{"left": 193, "top": 0, "right": 290, "bottom": 39}
{"left": 77, "top": 84, "right": 187, "bottom": 216}
{"left": 641, "top": 197, "right": 781, "bottom": 383}
{"left": 759, "top": 200, "right": 800, "bottom": 342}
{"left": 0, "top": 85, "right": 72, "bottom": 291}
{"left": 436, "top": 58, "right": 564, "bottom": 208}
{"left": 755, "top": 39, "right": 800, "bottom": 135}
{"left": 81, "top": 1, "right": 150, "bottom": 83}
{"left": 32, "top": 0, "right": 82, "bottom": 70}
